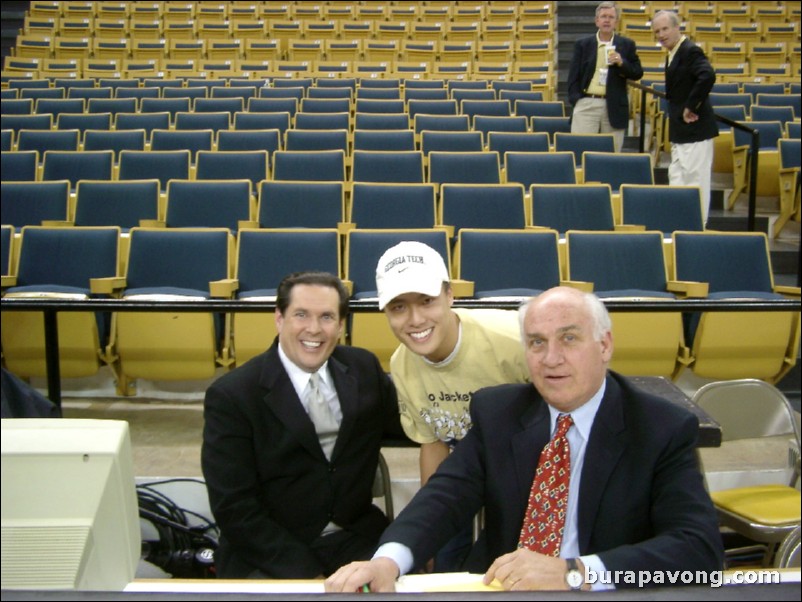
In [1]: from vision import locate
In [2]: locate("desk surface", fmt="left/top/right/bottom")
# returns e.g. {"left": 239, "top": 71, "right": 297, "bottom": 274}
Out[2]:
{"left": 629, "top": 376, "right": 721, "bottom": 448}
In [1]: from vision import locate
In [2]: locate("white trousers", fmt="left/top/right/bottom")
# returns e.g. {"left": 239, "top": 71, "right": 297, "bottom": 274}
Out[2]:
{"left": 669, "top": 138, "right": 714, "bottom": 223}
{"left": 570, "top": 97, "right": 625, "bottom": 152}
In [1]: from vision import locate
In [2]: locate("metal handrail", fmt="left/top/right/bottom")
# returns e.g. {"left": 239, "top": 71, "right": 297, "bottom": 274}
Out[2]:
{"left": 629, "top": 80, "right": 761, "bottom": 232}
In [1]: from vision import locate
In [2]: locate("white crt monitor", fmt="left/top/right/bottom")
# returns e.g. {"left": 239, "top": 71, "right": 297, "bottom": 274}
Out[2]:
{"left": 1, "top": 418, "right": 141, "bottom": 591}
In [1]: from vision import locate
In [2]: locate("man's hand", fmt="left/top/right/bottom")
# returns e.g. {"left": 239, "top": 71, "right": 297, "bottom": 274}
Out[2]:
{"left": 324, "top": 557, "right": 400, "bottom": 593}
{"left": 682, "top": 108, "right": 699, "bottom": 123}
{"left": 483, "top": 548, "right": 569, "bottom": 591}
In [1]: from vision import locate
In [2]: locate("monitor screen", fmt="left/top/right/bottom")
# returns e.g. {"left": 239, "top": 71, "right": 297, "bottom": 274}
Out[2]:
{"left": 1, "top": 418, "right": 141, "bottom": 591}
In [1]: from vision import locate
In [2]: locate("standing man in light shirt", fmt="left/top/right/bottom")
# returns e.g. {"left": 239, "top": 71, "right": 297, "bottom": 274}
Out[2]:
{"left": 567, "top": 1, "right": 643, "bottom": 151}
{"left": 375, "top": 241, "right": 530, "bottom": 571}
{"left": 653, "top": 9, "right": 718, "bottom": 224}
{"left": 326, "top": 287, "right": 723, "bottom": 592}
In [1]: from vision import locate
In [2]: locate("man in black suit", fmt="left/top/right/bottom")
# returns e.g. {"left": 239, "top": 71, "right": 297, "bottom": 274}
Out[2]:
{"left": 567, "top": 2, "right": 643, "bottom": 151}
{"left": 326, "top": 287, "right": 724, "bottom": 592}
{"left": 653, "top": 10, "right": 718, "bottom": 224}
{"left": 202, "top": 271, "right": 405, "bottom": 579}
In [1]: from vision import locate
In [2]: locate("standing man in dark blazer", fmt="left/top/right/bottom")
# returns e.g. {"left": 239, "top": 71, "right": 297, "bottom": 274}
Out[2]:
{"left": 326, "top": 287, "right": 724, "bottom": 592}
{"left": 202, "top": 271, "right": 405, "bottom": 579}
{"left": 567, "top": 2, "right": 643, "bottom": 151}
{"left": 653, "top": 10, "right": 718, "bottom": 224}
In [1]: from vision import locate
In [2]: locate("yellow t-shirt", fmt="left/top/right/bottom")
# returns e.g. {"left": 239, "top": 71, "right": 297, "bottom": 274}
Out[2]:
{"left": 390, "top": 308, "right": 530, "bottom": 445}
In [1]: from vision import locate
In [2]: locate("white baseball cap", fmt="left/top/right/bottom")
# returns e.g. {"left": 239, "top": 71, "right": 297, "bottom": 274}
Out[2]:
{"left": 375, "top": 241, "right": 450, "bottom": 310}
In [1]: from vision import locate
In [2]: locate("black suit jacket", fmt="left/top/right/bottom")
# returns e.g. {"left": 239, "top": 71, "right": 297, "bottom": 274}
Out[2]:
{"left": 201, "top": 340, "right": 405, "bottom": 578}
{"left": 567, "top": 34, "right": 643, "bottom": 129}
{"left": 665, "top": 38, "right": 718, "bottom": 144}
{"left": 380, "top": 372, "right": 724, "bottom": 583}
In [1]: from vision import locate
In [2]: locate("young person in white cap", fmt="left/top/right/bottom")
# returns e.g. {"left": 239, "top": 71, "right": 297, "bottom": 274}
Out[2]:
{"left": 375, "top": 241, "right": 529, "bottom": 571}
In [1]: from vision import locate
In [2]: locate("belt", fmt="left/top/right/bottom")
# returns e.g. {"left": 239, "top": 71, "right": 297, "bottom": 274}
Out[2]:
{"left": 584, "top": 93, "right": 606, "bottom": 99}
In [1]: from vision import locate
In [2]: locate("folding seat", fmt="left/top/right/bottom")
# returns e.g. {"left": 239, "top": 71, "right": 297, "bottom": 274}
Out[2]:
{"left": 210, "top": 86, "right": 257, "bottom": 105}
{"left": 86, "top": 97, "right": 137, "bottom": 119}
{"left": 514, "top": 100, "right": 566, "bottom": 120}
{"left": 234, "top": 112, "right": 291, "bottom": 139}
{"left": 671, "top": 231, "right": 800, "bottom": 383}
{"left": 1, "top": 129, "right": 12, "bottom": 151}
{"left": 0, "top": 225, "right": 121, "bottom": 378}
{"left": 352, "top": 130, "right": 415, "bottom": 152}
{"left": 451, "top": 89, "right": 496, "bottom": 106}
{"left": 486, "top": 132, "right": 550, "bottom": 170}
{"left": 232, "top": 228, "right": 341, "bottom": 366}
{"left": 257, "top": 180, "right": 344, "bottom": 230}
{"left": 73, "top": 179, "right": 160, "bottom": 230}
{"left": 344, "top": 228, "right": 451, "bottom": 368}
{"left": 454, "top": 229, "right": 562, "bottom": 299}
{"left": 0, "top": 180, "right": 69, "bottom": 230}
{"left": 114, "top": 112, "right": 170, "bottom": 144}
{"left": 18, "top": 87, "right": 65, "bottom": 102}
{"left": 101, "top": 78, "right": 142, "bottom": 93}
{"left": 42, "top": 150, "right": 113, "bottom": 189}
{"left": 355, "top": 87, "right": 399, "bottom": 101}
{"left": 564, "top": 230, "right": 690, "bottom": 378}
{"left": 216, "top": 129, "right": 281, "bottom": 164}
{"left": 530, "top": 184, "right": 616, "bottom": 234}
{"left": 285, "top": 129, "right": 350, "bottom": 156}
{"left": 272, "top": 149, "right": 345, "bottom": 182}
{"left": 619, "top": 185, "right": 704, "bottom": 235}
{"left": 420, "top": 131, "right": 483, "bottom": 158}
{"left": 113, "top": 227, "right": 235, "bottom": 392}
{"left": 294, "top": 111, "right": 350, "bottom": 131}
{"left": 428, "top": 151, "right": 501, "bottom": 188}
{"left": 440, "top": 183, "right": 527, "bottom": 241}
{"left": 68, "top": 87, "right": 113, "bottom": 101}
{"left": 299, "top": 98, "right": 351, "bottom": 116}
{"left": 195, "top": 150, "right": 269, "bottom": 188}
{"left": 194, "top": 98, "right": 245, "bottom": 124}
{"left": 17, "top": 129, "right": 79, "bottom": 160}
{"left": 473, "top": 115, "right": 528, "bottom": 145}
{"left": 412, "top": 114, "right": 470, "bottom": 145}
{"left": 139, "top": 98, "right": 191, "bottom": 127}
{"left": 353, "top": 113, "right": 410, "bottom": 131}
{"left": 553, "top": 132, "right": 616, "bottom": 168}
{"left": 82, "top": 129, "right": 146, "bottom": 165}
{"left": 755, "top": 93, "right": 801, "bottom": 119}
{"left": 360, "top": 78, "right": 403, "bottom": 90}
{"left": 118, "top": 150, "right": 191, "bottom": 193}
{"left": 0, "top": 150, "right": 39, "bottom": 182}
{"left": 742, "top": 83, "right": 786, "bottom": 100}
{"left": 247, "top": 97, "right": 299, "bottom": 120}
{"left": 709, "top": 92, "right": 752, "bottom": 114}
{"left": 1, "top": 98, "right": 34, "bottom": 115}
{"left": 164, "top": 180, "right": 254, "bottom": 233}
{"left": 692, "top": 379, "right": 801, "bottom": 567}
{"left": 306, "top": 86, "right": 353, "bottom": 102}
{"left": 351, "top": 150, "right": 424, "bottom": 184}
{"left": 582, "top": 152, "right": 654, "bottom": 219}
{"left": 172, "top": 113, "right": 229, "bottom": 137}
{"left": 407, "top": 97, "right": 459, "bottom": 122}
{"left": 774, "top": 139, "right": 801, "bottom": 238}
{"left": 34, "top": 97, "right": 85, "bottom": 119}
{"left": 727, "top": 121, "right": 784, "bottom": 207}
{"left": 303, "top": 20, "right": 338, "bottom": 41}
{"left": 151, "top": 129, "right": 214, "bottom": 165}
{"left": 750, "top": 105, "right": 796, "bottom": 128}
{"left": 0, "top": 223, "right": 12, "bottom": 275}
{"left": 258, "top": 85, "right": 305, "bottom": 101}
{"left": 348, "top": 183, "right": 437, "bottom": 229}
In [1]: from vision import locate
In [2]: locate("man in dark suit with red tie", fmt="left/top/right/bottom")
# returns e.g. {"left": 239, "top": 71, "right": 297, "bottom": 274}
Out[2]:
{"left": 326, "top": 287, "right": 724, "bottom": 592}
{"left": 202, "top": 272, "right": 405, "bottom": 579}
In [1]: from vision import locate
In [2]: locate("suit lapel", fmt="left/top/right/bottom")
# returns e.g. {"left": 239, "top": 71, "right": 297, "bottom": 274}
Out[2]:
{"left": 511, "top": 390, "right": 551, "bottom": 510}
{"left": 328, "top": 353, "right": 359, "bottom": 460}
{"left": 577, "top": 374, "right": 627, "bottom": 552}
{"left": 259, "top": 345, "right": 327, "bottom": 460}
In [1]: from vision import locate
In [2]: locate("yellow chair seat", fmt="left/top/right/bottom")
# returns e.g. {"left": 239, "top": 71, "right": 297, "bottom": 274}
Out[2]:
{"left": 712, "top": 485, "right": 801, "bottom": 525}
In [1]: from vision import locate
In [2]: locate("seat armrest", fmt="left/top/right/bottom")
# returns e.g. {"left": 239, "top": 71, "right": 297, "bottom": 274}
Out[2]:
{"left": 2, "top": 275, "right": 18, "bottom": 288}
{"left": 90, "top": 276, "right": 126, "bottom": 295}
{"left": 437, "top": 224, "right": 455, "bottom": 239}
{"left": 238, "top": 220, "right": 260, "bottom": 230}
{"left": 139, "top": 219, "right": 166, "bottom": 228}
{"left": 614, "top": 224, "right": 646, "bottom": 232}
{"left": 561, "top": 280, "right": 593, "bottom": 292}
{"left": 210, "top": 278, "right": 238, "bottom": 298}
{"left": 450, "top": 279, "right": 474, "bottom": 298}
{"left": 40, "top": 220, "right": 74, "bottom": 227}
{"left": 774, "top": 285, "right": 801, "bottom": 298}
{"left": 667, "top": 280, "right": 709, "bottom": 298}
{"left": 337, "top": 221, "right": 355, "bottom": 235}
{"left": 341, "top": 279, "right": 353, "bottom": 296}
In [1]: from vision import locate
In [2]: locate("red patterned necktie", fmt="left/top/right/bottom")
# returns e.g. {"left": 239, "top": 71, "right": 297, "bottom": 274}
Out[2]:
{"left": 518, "top": 413, "right": 574, "bottom": 556}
